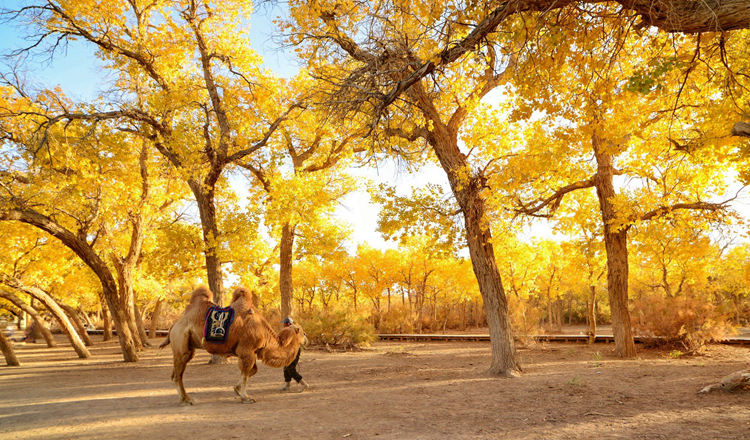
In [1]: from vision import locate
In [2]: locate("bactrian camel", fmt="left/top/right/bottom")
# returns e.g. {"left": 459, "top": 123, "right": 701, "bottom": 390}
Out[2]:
{"left": 160, "top": 286, "right": 307, "bottom": 405}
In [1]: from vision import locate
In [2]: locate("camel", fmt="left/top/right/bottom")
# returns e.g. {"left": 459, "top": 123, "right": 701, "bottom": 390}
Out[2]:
{"left": 160, "top": 286, "right": 307, "bottom": 405}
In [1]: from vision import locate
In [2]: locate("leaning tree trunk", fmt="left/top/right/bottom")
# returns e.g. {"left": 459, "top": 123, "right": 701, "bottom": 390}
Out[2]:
{"left": 593, "top": 135, "right": 636, "bottom": 358}
{"left": 1, "top": 278, "right": 91, "bottom": 359}
{"left": 0, "top": 290, "right": 56, "bottom": 347}
{"left": 428, "top": 120, "right": 521, "bottom": 376}
{"left": 0, "top": 330, "right": 20, "bottom": 366}
{"left": 0, "top": 209, "right": 139, "bottom": 361}
{"left": 58, "top": 303, "right": 94, "bottom": 347}
{"left": 279, "top": 222, "right": 296, "bottom": 320}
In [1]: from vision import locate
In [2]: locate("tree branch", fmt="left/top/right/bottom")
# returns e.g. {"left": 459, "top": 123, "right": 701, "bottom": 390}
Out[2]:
{"left": 514, "top": 178, "right": 596, "bottom": 217}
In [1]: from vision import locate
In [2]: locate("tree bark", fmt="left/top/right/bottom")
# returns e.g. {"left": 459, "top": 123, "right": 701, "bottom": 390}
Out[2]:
{"left": 189, "top": 180, "right": 224, "bottom": 305}
{"left": 587, "top": 285, "right": 597, "bottom": 345}
{"left": 0, "top": 290, "right": 56, "bottom": 347}
{"left": 1, "top": 278, "right": 91, "bottom": 359}
{"left": 133, "top": 296, "right": 150, "bottom": 346}
{"left": 149, "top": 298, "right": 163, "bottom": 339}
{"left": 0, "top": 330, "right": 20, "bottom": 366}
{"left": 99, "top": 293, "right": 112, "bottom": 341}
{"left": 58, "top": 302, "right": 94, "bottom": 347}
{"left": 279, "top": 222, "right": 296, "bottom": 320}
{"left": 592, "top": 134, "right": 637, "bottom": 358}
{"left": 427, "top": 117, "right": 521, "bottom": 376}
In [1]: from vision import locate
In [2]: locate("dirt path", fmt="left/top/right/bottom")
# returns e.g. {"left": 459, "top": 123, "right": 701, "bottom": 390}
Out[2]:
{"left": 1, "top": 335, "right": 749, "bottom": 439}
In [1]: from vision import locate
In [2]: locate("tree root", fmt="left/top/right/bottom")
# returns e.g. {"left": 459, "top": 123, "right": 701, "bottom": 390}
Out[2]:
{"left": 698, "top": 369, "right": 750, "bottom": 394}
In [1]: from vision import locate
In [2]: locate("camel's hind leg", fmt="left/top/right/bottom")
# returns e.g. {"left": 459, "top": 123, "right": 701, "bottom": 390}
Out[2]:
{"left": 172, "top": 336, "right": 196, "bottom": 405}
{"left": 234, "top": 355, "right": 258, "bottom": 404}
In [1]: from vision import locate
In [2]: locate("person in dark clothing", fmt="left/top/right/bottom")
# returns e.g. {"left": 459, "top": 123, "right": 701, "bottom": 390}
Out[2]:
{"left": 280, "top": 317, "right": 309, "bottom": 392}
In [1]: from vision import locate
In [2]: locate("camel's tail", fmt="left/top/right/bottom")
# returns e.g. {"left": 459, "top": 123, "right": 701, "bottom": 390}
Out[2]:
{"left": 159, "top": 328, "right": 172, "bottom": 349}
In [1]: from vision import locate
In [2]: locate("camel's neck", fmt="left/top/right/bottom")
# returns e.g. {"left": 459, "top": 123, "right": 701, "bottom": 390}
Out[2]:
{"left": 257, "top": 330, "right": 300, "bottom": 368}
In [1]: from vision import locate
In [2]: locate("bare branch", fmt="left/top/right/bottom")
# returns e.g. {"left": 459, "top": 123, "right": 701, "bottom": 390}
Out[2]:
{"left": 514, "top": 178, "right": 596, "bottom": 217}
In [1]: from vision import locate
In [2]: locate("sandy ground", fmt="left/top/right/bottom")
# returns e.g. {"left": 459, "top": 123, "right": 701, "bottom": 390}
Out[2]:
{"left": 1, "top": 334, "right": 750, "bottom": 440}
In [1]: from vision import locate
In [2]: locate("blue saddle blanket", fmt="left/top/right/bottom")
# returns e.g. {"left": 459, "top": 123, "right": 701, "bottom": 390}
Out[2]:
{"left": 204, "top": 306, "right": 235, "bottom": 343}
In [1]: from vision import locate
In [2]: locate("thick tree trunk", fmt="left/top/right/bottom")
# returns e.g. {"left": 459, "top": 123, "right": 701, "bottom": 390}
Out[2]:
{"left": 0, "top": 331, "right": 20, "bottom": 366}
{"left": 189, "top": 181, "right": 224, "bottom": 305}
{"left": 149, "top": 298, "right": 163, "bottom": 338}
{"left": 112, "top": 259, "right": 145, "bottom": 350}
{"left": 593, "top": 135, "right": 636, "bottom": 358}
{"left": 58, "top": 303, "right": 94, "bottom": 347}
{"left": 279, "top": 222, "right": 296, "bottom": 320}
{"left": 428, "top": 127, "right": 520, "bottom": 376}
{"left": 1, "top": 279, "right": 91, "bottom": 359}
{"left": 189, "top": 183, "right": 228, "bottom": 365}
{"left": 0, "top": 290, "right": 56, "bottom": 347}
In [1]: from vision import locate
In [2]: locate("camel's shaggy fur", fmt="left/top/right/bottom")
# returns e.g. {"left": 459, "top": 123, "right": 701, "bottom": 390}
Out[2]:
{"left": 160, "top": 286, "right": 307, "bottom": 405}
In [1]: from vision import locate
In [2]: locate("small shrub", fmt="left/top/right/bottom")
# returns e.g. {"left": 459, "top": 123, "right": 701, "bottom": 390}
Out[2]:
{"left": 298, "top": 306, "right": 377, "bottom": 350}
{"left": 376, "top": 305, "right": 416, "bottom": 334}
{"left": 632, "top": 292, "right": 734, "bottom": 352}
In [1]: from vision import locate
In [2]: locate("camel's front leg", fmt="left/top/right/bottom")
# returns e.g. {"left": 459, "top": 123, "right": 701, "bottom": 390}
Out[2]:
{"left": 173, "top": 348, "right": 196, "bottom": 405}
{"left": 234, "top": 356, "right": 258, "bottom": 404}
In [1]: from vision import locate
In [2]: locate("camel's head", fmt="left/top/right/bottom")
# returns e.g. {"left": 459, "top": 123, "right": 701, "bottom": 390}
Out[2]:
{"left": 280, "top": 324, "right": 308, "bottom": 348}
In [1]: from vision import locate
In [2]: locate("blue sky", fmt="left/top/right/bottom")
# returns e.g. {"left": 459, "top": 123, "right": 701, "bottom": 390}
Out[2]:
{"left": 0, "top": 1, "right": 298, "bottom": 98}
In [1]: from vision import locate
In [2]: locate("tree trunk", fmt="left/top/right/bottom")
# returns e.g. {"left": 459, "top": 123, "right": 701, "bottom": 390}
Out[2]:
{"left": 133, "top": 297, "right": 150, "bottom": 346}
{"left": 0, "top": 331, "right": 20, "bottom": 366}
{"left": 279, "top": 222, "right": 296, "bottom": 320}
{"left": 149, "top": 298, "right": 163, "bottom": 338}
{"left": 58, "top": 302, "right": 94, "bottom": 346}
{"left": 0, "top": 290, "right": 56, "bottom": 347}
{"left": 588, "top": 285, "right": 597, "bottom": 345}
{"left": 593, "top": 134, "right": 636, "bottom": 358}
{"left": 112, "top": 258, "right": 145, "bottom": 351}
{"left": 432, "top": 145, "right": 519, "bottom": 374}
{"left": 100, "top": 293, "right": 112, "bottom": 341}
{"left": 189, "top": 180, "right": 224, "bottom": 305}
{"left": 1, "top": 279, "right": 91, "bottom": 359}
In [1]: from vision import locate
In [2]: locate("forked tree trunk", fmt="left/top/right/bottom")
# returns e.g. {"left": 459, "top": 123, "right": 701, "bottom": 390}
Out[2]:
{"left": 592, "top": 134, "right": 636, "bottom": 358}
{"left": 279, "top": 222, "right": 296, "bottom": 320}
{"left": 0, "top": 331, "right": 20, "bottom": 366}
{"left": 58, "top": 303, "right": 94, "bottom": 346}
{"left": 113, "top": 260, "right": 144, "bottom": 350}
{"left": 0, "top": 290, "right": 56, "bottom": 347}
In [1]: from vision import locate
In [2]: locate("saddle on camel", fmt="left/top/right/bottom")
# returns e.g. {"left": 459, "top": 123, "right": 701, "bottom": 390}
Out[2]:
{"left": 160, "top": 286, "right": 307, "bottom": 405}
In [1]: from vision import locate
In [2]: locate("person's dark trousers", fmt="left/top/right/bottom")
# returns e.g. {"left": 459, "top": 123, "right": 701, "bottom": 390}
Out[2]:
{"left": 284, "top": 349, "right": 303, "bottom": 382}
